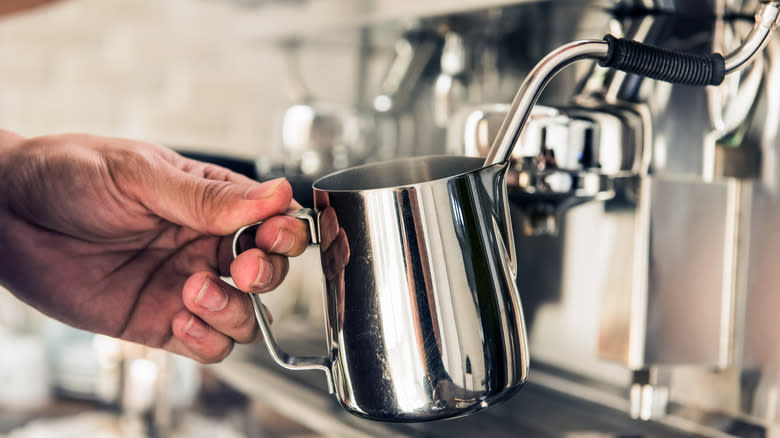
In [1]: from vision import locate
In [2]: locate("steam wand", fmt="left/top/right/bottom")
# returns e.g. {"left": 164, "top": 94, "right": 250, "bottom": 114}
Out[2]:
{"left": 483, "top": 0, "right": 780, "bottom": 168}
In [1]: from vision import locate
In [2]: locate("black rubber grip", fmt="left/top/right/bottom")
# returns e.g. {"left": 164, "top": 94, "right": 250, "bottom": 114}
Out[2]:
{"left": 600, "top": 35, "right": 725, "bottom": 86}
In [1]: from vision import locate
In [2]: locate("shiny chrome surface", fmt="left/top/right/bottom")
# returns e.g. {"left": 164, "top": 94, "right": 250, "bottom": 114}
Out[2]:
{"left": 451, "top": 103, "right": 643, "bottom": 178}
{"left": 433, "top": 0, "right": 780, "bottom": 430}
{"left": 723, "top": 1, "right": 780, "bottom": 74}
{"left": 310, "top": 155, "right": 529, "bottom": 421}
{"left": 596, "top": 177, "right": 739, "bottom": 370}
{"left": 257, "top": 102, "right": 375, "bottom": 178}
{"left": 449, "top": 102, "right": 645, "bottom": 234}
{"left": 238, "top": 155, "right": 529, "bottom": 422}
{"left": 234, "top": 0, "right": 780, "bottom": 434}
{"left": 555, "top": 3, "right": 778, "bottom": 427}
{"left": 739, "top": 16, "right": 780, "bottom": 424}
{"left": 483, "top": 0, "right": 778, "bottom": 168}
{"left": 483, "top": 40, "right": 610, "bottom": 167}
{"left": 373, "top": 30, "right": 441, "bottom": 114}
{"left": 433, "top": 31, "right": 468, "bottom": 127}
{"left": 256, "top": 38, "right": 377, "bottom": 179}
{"left": 448, "top": 104, "right": 558, "bottom": 160}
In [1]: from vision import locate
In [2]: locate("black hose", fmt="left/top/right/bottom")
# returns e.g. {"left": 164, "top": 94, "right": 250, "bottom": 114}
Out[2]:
{"left": 600, "top": 34, "right": 726, "bottom": 86}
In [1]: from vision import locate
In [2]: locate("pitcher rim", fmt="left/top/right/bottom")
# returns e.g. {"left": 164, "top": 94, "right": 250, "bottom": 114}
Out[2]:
{"left": 312, "top": 154, "right": 507, "bottom": 193}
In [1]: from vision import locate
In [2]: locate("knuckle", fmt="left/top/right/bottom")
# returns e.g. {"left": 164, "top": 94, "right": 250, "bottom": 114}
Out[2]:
{"left": 102, "top": 148, "right": 152, "bottom": 182}
{"left": 199, "top": 181, "right": 234, "bottom": 229}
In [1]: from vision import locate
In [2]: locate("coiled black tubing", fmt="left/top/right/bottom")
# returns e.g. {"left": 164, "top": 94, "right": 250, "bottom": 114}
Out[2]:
{"left": 600, "top": 35, "right": 726, "bottom": 86}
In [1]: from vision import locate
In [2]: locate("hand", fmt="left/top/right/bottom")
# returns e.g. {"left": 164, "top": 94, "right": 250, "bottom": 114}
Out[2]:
{"left": 0, "top": 131, "right": 309, "bottom": 363}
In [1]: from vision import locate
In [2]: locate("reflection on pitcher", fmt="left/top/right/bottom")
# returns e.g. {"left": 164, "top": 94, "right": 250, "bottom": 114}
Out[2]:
{"left": 317, "top": 202, "right": 349, "bottom": 329}
{"left": 305, "top": 156, "right": 529, "bottom": 421}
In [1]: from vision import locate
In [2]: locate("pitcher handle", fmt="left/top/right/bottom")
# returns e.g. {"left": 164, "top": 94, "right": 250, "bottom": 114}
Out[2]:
{"left": 232, "top": 208, "right": 334, "bottom": 393}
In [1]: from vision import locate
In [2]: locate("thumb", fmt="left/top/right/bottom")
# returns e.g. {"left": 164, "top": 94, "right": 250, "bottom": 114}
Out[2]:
{"left": 208, "top": 177, "right": 294, "bottom": 235}
{"left": 141, "top": 168, "right": 294, "bottom": 235}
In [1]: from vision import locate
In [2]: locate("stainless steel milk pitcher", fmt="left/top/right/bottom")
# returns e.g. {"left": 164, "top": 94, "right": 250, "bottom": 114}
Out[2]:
{"left": 234, "top": 155, "right": 530, "bottom": 422}
{"left": 230, "top": 1, "right": 780, "bottom": 422}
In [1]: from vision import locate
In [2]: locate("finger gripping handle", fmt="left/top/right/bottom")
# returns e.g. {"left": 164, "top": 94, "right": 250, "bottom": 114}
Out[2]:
{"left": 232, "top": 208, "right": 334, "bottom": 393}
{"left": 600, "top": 35, "right": 726, "bottom": 86}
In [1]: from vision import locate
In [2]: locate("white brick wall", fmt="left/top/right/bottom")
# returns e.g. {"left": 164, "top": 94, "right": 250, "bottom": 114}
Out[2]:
{"left": 0, "top": 0, "right": 361, "bottom": 159}
{"left": 0, "top": 0, "right": 375, "bottom": 344}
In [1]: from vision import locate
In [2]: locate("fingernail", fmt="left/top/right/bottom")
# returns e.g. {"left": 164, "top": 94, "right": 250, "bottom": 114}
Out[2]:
{"left": 253, "top": 256, "right": 273, "bottom": 289}
{"left": 244, "top": 178, "right": 286, "bottom": 200}
{"left": 270, "top": 228, "right": 295, "bottom": 254}
{"left": 184, "top": 315, "right": 209, "bottom": 339}
{"left": 194, "top": 279, "right": 228, "bottom": 311}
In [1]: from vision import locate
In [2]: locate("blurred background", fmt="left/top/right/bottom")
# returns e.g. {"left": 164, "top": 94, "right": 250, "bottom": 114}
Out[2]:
{"left": 0, "top": 0, "right": 365, "bottom": 156}
{"left": 0, "top": 1, "right": 362, "bottom": 437}
{"left": 2, "top": 0, "right": 780, "bottom": 437}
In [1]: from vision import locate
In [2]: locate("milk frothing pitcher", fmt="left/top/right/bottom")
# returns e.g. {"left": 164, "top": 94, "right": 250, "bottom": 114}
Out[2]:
{"left": 234, "top": 155, "right": 529, "bottom": 422}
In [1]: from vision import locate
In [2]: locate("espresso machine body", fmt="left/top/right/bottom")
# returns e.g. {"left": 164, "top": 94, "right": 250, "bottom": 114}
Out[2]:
{"left": 396, "top": 0, "right": 780, "bottom": 431}
{"left": 448, "top": 0, "right": 780, "bottom": 431}
{"left": 262, "top": 0, "right": 780, "bottom": 434}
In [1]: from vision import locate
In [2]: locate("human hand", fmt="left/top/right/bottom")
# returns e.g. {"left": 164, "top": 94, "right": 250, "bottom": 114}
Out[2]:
{"left": 0, "top": 131, "right": 309, "bottom": 363}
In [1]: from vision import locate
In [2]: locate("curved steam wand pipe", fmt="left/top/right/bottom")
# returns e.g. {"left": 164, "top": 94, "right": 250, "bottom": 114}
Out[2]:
{"left": 483, "top": 1, "right": 780, "bottom": 168}
{"left": 725, "top": 1, "right": 780, "bottom": 74}
{"left": 482, "top": 40, "right": 609, "bottom": 168}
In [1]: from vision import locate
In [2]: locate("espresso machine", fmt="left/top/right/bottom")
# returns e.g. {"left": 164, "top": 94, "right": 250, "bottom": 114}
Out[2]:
{"left": 439, "top": 0, "right": 780, "bottom": 434}
{"left": 218, "top": 0, "right": 780, "bottom": 435}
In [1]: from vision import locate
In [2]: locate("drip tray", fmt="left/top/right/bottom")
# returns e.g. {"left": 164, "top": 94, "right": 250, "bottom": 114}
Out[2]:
{"left": 213, "top": 331, "right": 711, "bottom": 438}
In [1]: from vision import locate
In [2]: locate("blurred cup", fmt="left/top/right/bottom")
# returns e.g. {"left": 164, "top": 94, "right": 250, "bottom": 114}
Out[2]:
{"left": 0, "top": 331, "right": 51, "bottom": 411}
{"left": 257, "top": 102, "right": 375, "bottom": 179}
